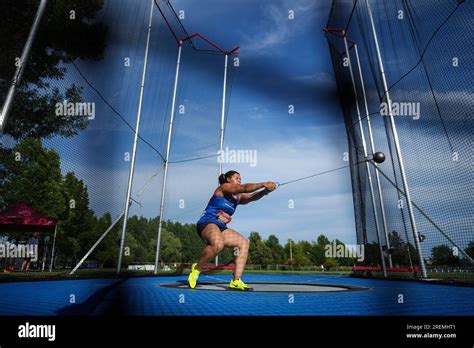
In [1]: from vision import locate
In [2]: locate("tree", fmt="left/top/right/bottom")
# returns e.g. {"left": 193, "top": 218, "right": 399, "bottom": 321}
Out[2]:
{"left": 388, "top": 231, "right": 417, "bottom": 267}
{"left": 0, "top": 138, "right": 64, "bottom": 217}
{"left": 317, "top": 234, "right": 330, "bottom": 246}
{"left": 431, "top": 245, "right": 460, "bottom": 267}
{"left": 93, "top": 213, "right": 118, "bottom": 268}
{"left": 164, "top": 220, "right": 205, "bottom": 262}
{"left": 324, "top": 258, "right": 339, "bottom": 271}
{"left": 248, "top": 232, "right": 273, "bottom": 266}
{"left": 284, "top": 240, "right": 311, "bottom": 266}
{"left": 265, "top": 234, "right": 285, "bottom": 264}
{"left": 362, "top": 242, "right": 383, "bottom": 266}
{"left": 1, "top": 0, "right": 107, "bottom": 140}
{"left": 310, "top": 242, "right": 326, "bottom": 265}
{"left": 333, "top": 239, "right": 355, "bottom": 266}
{"left": 465, "top": 241, "right": 474, "bottom": 259}
{"left": 159, "top": 229, "right": 182, "bottom": 264}
{"left": 59, "top": 172, "right": 96, "bottom": 257}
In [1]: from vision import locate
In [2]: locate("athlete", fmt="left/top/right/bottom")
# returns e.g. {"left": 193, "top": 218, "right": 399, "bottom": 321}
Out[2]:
{"left": 188, "top": 170, "right": 277, "bottom": 290}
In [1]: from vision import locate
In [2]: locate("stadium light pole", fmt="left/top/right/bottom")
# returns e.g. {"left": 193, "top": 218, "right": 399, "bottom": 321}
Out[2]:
{"left": 366, "top": 0, "right": 427, "bottom": 278}
{"left": 343, "top": 34, "right": 387, "bottom": 277}
{"left": 353, "top": 44, "right": 393, "bottom": 268}
{"left": 117, "top": 0, "right": 155, "bottom": 274}
{"left": 154, "top": 42, "right": 183, "bottom": 274}
{"left": 0, "top": 0, "right": 48, "bottom": 133}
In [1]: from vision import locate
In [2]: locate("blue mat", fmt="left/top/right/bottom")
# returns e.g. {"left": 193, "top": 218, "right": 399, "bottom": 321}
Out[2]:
{"left": 0, "top": 274, "right": 472, "bottom": 316}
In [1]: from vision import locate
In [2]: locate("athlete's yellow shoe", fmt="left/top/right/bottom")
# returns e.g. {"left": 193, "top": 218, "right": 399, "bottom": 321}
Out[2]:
{"left": 187, "top": 263, "right": 201, "bottom": 289}
{"left": 229, "top": 278, "right": 252, "bottom": 291}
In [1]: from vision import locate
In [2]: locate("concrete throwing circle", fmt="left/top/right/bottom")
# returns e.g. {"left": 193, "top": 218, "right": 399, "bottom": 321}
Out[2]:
{"left": 160, "top": 281, "right": 369, "bottom": 293}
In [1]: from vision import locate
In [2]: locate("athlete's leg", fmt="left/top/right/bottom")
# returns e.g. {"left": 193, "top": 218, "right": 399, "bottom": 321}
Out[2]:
{"left": 222, "top": 228, "right": 250, "bottom": 280}
{"left": 197, "top": 224, "right": 225, "bottom": 270}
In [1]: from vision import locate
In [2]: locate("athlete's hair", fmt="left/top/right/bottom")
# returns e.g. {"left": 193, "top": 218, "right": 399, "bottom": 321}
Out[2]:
{"left": 218, "top": 170, "right": 239, "bottom": 185}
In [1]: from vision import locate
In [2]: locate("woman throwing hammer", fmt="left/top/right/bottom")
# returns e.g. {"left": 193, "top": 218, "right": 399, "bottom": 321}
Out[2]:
{"left": 188, "top": 170, "right": 277, "bottom": 290}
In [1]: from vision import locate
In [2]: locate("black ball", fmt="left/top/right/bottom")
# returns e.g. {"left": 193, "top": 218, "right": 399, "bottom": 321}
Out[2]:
{"left": 373, "top": 152, "right": 385, "bottom": 163}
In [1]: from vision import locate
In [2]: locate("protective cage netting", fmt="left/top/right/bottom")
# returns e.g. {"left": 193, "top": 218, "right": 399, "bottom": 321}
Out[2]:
{"left": 325, "top": 0, "right": 473, "bottom": 279}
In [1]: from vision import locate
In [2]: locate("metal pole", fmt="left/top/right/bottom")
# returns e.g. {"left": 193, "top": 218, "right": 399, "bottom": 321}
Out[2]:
{"left": 72, "top": 211, "right": 126, "bottom": 275}
{"left": 366, "top": 0, "right": 427, "bottom": 278}
{"left": 117, "top": 0, "right": 155, "bottom": 274}
{"left": 49, "top": 225, "right": 57, "bottom": 272}
{"left": 343, "top": 34, "right": 387, "bottom": 277}
{"left": 215, "top": 53, "right": 229, "bottom": 267}
{"left": 219, "top": 54, "right": 228, "bottom": 175}
{"left": 154, "top": 43, "right": 183, "bottom": 274}
{"left": 354, "top": 44, "right": 393, "bottom": 268}
{"left": 0, "top": 0, "right": 48, "bottom": 132}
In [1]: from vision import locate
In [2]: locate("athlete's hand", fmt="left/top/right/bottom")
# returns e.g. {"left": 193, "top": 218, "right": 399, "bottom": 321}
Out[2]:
{"left": 264, "top": 181, "right": 277, "bottom": 192}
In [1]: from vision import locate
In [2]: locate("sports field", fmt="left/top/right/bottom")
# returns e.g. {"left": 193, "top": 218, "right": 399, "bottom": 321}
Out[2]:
{"left": 0, "top": 274, "right": 472, "bottom": 316}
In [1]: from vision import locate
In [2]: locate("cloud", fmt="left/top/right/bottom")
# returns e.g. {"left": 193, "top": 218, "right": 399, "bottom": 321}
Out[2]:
{"left": 292, "top": 71, "right": 336, "bottom": 88}
{"left": 240, "top": 0, "right": 328, "bottom": 55}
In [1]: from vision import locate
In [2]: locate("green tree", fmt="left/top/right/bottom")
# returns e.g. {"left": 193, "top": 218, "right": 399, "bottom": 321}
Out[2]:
{"left": 165, "top": 220, "right": 205, "bottom": 262}
{"left": 0, "top": 138, "right": 64, "bottom": 217}
{"left": 310, "top": 242, "right": 326, "bottom": 265}
{"left": 363, "top": 242, "right": 383, "bottom": 266}
{"left": 159, "top": 229, "right": 182, "bottom": 264}
{"left": 464, "top": 241, "right": 474, "bottom": 259}
{"left": 265, "top": 234, "right": 285, "bottom": 264}
{"left": 388, "top": 231, "right": 417, "bottom": 267}
{"left": 93, "top": 213, "right": 118, "bottom": 268}
{"left": 284, "top": 240, "right": 311, "bottom": 266}
{"left": 324, "top": 258, "right": 339, "bottom": 271}
{"left": 328, "top": 239, "right": 354, "bottom": 266}
{"left": 317, "top": 234, "right": 330, "bottom": 246}
{"left": 58, "top": 172, "right": 96, "bottom": 259}
{"left": 248, "top": 232, "right": 273, "bottom": 266}
{"left": 431, "top": 245, "right": 460, "bottom": 266}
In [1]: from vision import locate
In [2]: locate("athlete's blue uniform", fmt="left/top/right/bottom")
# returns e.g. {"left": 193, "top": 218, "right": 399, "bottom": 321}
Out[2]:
{"left": 196, "top": 194, "right": 240, "bottom": 237}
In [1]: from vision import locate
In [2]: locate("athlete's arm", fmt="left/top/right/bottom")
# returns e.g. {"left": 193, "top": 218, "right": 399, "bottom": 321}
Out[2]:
{"left": 238, "top": 189, "right": 271, "bottom": 205}
{"left": 219, "top": 182, "right": 276, "bottom": 195}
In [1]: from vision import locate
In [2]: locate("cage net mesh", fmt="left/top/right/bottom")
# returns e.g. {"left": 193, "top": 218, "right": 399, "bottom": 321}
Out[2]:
{"left": 326, "top": 0, "right": 473, "bottom": 278}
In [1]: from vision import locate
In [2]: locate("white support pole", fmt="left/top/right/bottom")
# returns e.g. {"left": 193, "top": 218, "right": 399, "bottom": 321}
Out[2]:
{"left": 354, "top": 44, "right": 393, "bottom": 268}
{"left": 366, "top": 0, "right": 427, "bottom": 278}
{"left": 49, "top": 225, "right": 58, "bottom": 272}
{"left": 154, "top": 43, "right": 183, "bottom": 274}
{"left": 219, "top": 54, "right": 228, "bottom": 176}
{"left": 343, "top": 34, "right": 387, "bottom": 277}
{"left": 215, "top": 54, "right": 229, "bottom": 267}
{"left": 117, "top": 0, "right": 155, "bottom": 274}
{"left": 72, "top": 211, "right": 126, "bottom": 275}
{"left": 0, "top": 0, "right": 48, "bottom": 132}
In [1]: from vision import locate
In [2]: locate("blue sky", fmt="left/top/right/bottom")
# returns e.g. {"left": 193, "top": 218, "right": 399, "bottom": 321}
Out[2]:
{"left": 47, "top": 0, "right": 358, "bottom": 245}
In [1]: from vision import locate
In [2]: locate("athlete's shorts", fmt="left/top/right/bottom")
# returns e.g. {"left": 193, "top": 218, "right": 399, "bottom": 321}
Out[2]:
{"left": 196, "top": 221, "right": 227, "bottom": 240}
